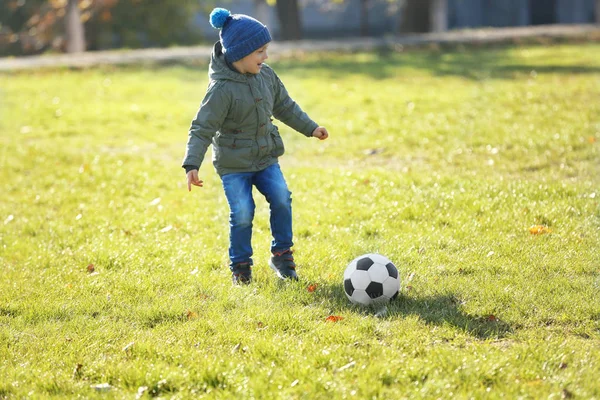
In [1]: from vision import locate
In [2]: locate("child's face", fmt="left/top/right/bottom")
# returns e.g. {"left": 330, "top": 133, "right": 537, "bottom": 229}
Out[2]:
{"left": 233, "top": 44, "right": 269, "bottom": 74}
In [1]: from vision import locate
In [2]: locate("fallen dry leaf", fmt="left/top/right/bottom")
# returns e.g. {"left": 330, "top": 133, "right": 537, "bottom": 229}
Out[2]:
{"left": 136, "top": 386, "right": 149, "bottom": 400}
{"left": 487, "top": 315, "right": 497, "bottom": 322}
{"left": 307, "top": 284, "right": 317, "bottom": 293}
{"left": 186, "top": 310, "right": 198, "bottom": 320}
{"left": 336, "top": 361, "right": 356, "bottom": 372}
{"left": 91, "top": 383, "right": 113, "bottom": 392}
{"left": 86, "top": 264, "right": 95, "bottom": 273}
{"left": 326, "top": 315, "right": 344, "bottom": 323}
{"left": 72, "top": 363, "right": 83, "bottom": 379}
{"left": 529, "top": 225, "right": 552, "bottom": 235}
{"left": 122, "top": 342, "right": 135, "bottom": 353}
{"left": 588, "top": 136, "right": 596, "bottom": 144}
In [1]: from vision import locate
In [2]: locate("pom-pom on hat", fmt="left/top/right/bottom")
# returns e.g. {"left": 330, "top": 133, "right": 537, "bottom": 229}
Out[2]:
{"left": 210, "top": 8, "right": 272, "bottom": 63}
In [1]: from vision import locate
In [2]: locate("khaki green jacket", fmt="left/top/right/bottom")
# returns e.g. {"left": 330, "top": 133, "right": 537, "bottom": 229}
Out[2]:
{"left": 182, "top": 42, "right": 318, "bottom": 176}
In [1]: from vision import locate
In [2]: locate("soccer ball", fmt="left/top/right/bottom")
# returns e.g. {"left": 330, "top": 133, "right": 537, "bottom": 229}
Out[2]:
{"left": 343, "top": 253, "right": 400, "bottom": 306}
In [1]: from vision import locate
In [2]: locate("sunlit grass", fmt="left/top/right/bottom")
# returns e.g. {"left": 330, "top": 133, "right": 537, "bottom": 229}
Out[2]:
{"left": 0, "top": 43, "right": 599, "bottom": 398}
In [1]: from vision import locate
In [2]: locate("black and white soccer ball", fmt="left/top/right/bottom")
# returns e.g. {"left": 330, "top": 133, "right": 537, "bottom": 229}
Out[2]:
{"left": 343, "top": 254, "right": 400, "bottom": 306}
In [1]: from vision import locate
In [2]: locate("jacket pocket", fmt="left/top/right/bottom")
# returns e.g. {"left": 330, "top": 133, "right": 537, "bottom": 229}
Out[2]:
{"left": 270, "top": 128, "right": 285, "bottom": 158}
{"left": 215, "top": 136, "right": 255, "bottom": 169}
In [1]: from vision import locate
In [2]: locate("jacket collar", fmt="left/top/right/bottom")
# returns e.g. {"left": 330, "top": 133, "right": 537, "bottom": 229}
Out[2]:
{"left": 210, "top": 41, "right": 256, "bottom": 83}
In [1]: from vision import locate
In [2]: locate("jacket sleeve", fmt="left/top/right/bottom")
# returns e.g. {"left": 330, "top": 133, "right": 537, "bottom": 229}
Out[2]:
{"left": 272, "top": 72, "right": 318, "bottom": 137}
{"left": 182, "top": 81, "right": 230, "bottom": 169}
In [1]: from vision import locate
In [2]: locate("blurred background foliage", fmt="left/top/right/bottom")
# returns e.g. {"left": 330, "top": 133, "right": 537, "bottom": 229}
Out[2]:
{"left": 2, "top": 1, "right": 597, "bottom": 57}
{"left": 0, "top": 0, "right": 210, "bottom": 56}
{"left": 0, "top": 0, "right": 438, "bottom": 56}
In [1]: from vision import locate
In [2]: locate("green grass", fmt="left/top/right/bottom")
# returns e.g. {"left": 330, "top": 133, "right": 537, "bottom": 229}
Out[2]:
{"left": 1, "top": 42, "right": 599, "bottom": 399}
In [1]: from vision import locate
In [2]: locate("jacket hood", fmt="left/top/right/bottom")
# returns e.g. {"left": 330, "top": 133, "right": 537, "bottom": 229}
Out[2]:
{"left": 209, "top": 41, "right": 248, "bottom": 83}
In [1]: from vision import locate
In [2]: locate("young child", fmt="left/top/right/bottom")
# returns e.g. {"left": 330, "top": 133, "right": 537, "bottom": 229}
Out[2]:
{"left": 182, "top": 8, "right": 329, "bottom": 285}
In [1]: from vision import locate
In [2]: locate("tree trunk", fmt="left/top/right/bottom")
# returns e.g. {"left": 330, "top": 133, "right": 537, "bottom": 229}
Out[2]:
{"left": 275, "top": 0, "right": 302, "bottom": 41}
{"left": 430, "top": 0, "right": 448, "bottom": 32}
{"left": 65, "top": 0, "right": 85, "bottom": 53}
{"left": 360, "top": 0, "right": 369, "bottom": 36}
{"left": 399, "top": 0, "right": 430, "bottom": 33}
{"left": 254, "top": 0, "right": 270, "bottom": 28}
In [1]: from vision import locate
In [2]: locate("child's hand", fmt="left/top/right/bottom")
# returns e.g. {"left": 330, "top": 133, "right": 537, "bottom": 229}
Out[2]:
{"left": 312, "top": 126, "right": 329, "bottom": 140}
{"left": 187, "top": 169, "right": 203, "bottom": 191}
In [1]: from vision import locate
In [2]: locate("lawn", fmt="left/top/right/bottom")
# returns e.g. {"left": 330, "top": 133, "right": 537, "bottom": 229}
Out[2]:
{"left": 0, "top": 42, "right": 599, "bottom": 399}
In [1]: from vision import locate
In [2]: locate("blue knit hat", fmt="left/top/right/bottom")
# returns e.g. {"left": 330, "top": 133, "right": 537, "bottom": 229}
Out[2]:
{"left": 210, "top": 8, "right": 272, "bottom": 63}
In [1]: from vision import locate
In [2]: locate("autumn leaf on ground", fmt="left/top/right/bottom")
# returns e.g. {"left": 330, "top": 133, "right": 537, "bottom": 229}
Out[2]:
{"left": 529, "top": 225, "right": 552, "bottom": 235}
{"left": 307, "top": 284, "right": 317, "bottom": 293}
{"left": 336, "top": 361, "right": 356, "bottom": 372}
{"left": 122, "top": 342, "right": 135, "bottom": 353}
{"left": 487, "top": 315, "right": 497, "bottom": 322}
{"left": 326, "top": 315, "right": 344, "bottom": 323}
{"left": 186, "top": 310, "right": 198, "bottom": 320}
{"left": 86, "top": 264, "right": 95, "bottom": 273}
{"left": 72, "top": 363, "right": 83, "bottom": 379}
{"left": 231, "top": 343, "right": 248, "bottom": 353}
{"left": 588, "top": 136, "right": 596, "bottom": 144}
{"left": 91, "top": 383, "right": 113, "bottom": 392}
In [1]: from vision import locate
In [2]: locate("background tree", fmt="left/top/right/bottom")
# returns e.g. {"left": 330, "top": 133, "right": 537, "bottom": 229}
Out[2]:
{"left": 0, "top": 0, "right": 205, "bottom": 56}
{"left": 398, "top": 0, "right": 448, "bottom": 33}
{"left": 1, "top": 0, "right": 50, "bottom": 55}
{"left": 254, "top": 0, "right": 270, "bottom": 27}
{"left": 65, "top": 0, "right": 85, "bottom": 52}
{"left": 399, "top": 0, "right": 430, "bottom": 33}
{"left": 430, "top": 0, "right": 448, "bottom": 32}
{"left": 360, "top": 0, "right": 369, "bottom": 36}
{"left": 274, "top": 0, "right": 302, "bottom": 40}
{"left": 88, "top": 0, "right": 203, "bottom": 49}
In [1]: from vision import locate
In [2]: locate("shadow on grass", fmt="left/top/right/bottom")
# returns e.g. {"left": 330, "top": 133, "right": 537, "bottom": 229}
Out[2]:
{"left": 91, "top": 41, "right": 600, "bottom": 84}
{"left": 29, "top": 39, "right": 600, "bottom": 84}
{"left": 390, "top": 294, "right": 512, "bottom": 340}
{"left": 312, "top": 282, "right": 511, "bottom": 340}
{"left": 270, "top": 46, "right": 600, "bottom": 81}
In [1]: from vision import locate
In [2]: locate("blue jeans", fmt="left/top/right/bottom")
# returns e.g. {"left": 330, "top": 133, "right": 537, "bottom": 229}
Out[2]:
{"left": 221, "top": 163, "right": 293, "bottom": 268}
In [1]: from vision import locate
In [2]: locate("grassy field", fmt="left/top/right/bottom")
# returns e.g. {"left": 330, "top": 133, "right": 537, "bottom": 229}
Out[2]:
{"left": 1, "top": 42, "right": 599, "bottom": 399}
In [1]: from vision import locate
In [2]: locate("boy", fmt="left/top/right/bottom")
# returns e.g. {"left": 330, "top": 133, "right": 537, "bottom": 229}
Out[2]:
{"left": 182, "top": 8, "right": 329, "bottom": 285}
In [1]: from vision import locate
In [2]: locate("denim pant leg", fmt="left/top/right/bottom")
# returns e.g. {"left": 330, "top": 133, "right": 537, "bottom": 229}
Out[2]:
{"left": 221, "top": 172, "right": 255, "bottom": 268}
{"left": 253, "top": 164, "right": 294, "bottom": 254}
